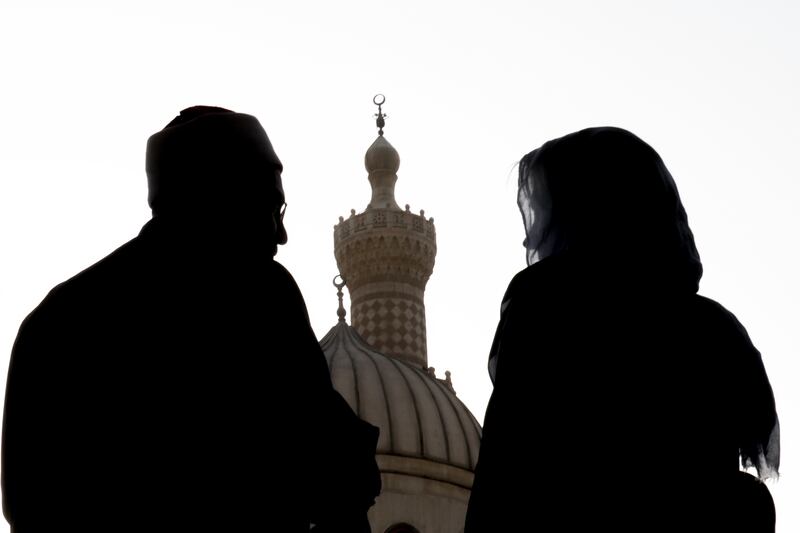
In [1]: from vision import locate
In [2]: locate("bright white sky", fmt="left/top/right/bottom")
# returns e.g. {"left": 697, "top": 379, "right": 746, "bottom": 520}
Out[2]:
{"left": 1, "top": 1, "right": 798, "bottom": 530}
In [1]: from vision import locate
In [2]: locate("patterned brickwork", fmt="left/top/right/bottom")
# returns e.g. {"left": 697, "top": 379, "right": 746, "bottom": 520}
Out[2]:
{"left": 352, "top": 298, "right": 427, "bottom": 366}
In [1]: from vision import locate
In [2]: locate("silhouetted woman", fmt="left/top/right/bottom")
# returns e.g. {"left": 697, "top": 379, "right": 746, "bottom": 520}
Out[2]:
{"left": 465, "top": 127, "right": 779, "bottom": 531}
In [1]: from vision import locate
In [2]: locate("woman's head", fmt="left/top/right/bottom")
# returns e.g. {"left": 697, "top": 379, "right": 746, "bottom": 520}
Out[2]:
{"left": 518, "top": 127, "right": 702, "bottom": 291}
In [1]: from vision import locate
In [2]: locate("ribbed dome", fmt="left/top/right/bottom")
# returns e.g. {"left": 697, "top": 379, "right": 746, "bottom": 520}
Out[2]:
{"left": 365, "top": 135, "right": 400, "bottom": 174}
{"left": 320, "top": 321, "right": 482, "bottom": 471}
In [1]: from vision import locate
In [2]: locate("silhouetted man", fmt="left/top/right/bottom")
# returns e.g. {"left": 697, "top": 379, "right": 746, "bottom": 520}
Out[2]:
{"left": 2, "top": 106, "right": 380, "bottom": 532}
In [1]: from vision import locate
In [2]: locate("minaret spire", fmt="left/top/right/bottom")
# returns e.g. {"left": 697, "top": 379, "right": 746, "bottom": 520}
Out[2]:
{"left": 374, "top": 94, "right": 386, "bottom": 136}
{"left": 333, "top": 96, "right": 437, "bottom": 368}
{"left": 364, "top": 94, "right": 400, "bottom": 211}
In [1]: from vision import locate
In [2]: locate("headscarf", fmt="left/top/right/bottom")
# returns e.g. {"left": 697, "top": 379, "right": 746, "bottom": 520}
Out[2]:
{"left": 518, "top": 127, "right": 703, "bottom": 293}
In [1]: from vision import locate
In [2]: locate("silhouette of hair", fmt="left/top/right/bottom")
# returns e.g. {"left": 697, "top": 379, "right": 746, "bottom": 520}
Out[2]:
{"left": 518, "top": 127, "right": 703, "bottom": 293}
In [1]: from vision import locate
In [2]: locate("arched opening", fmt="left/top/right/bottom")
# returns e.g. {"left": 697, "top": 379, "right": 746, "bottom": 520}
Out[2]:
{"left": 385, "top": 523, "right": 420, "bottom": 533}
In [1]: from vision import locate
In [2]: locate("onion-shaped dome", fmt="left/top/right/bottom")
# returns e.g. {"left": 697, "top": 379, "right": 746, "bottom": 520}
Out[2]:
{"left": 365, "top": 135, "right": 400, "bottom": 174}
{"left": 320, "top": 321, "right": 481, "bottom": 471}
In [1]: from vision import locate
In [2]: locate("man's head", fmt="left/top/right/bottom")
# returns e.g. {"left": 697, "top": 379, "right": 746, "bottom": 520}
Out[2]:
{"left": 146, "top": 106, "right": 287, "bottom": 254}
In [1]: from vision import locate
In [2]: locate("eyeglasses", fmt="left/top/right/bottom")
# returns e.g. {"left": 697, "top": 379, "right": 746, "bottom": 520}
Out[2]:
{"left": 279, "top": 202, "right": 287, "bottom": 222}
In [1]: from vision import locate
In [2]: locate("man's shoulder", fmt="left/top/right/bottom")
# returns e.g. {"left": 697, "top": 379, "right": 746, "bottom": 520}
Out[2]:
{"left": 689, "top": 294, "right": 740, "bottom": 324}
{"left": 691, "top": 293, "right": 752, "bottom": 340}
{"left": 268, "top": 259, "right": 295, "bottom": 283}
{"left": 66, "top": 234, "right": 145, "bottom": 285}
{"left": 267, "top": 259, "right": 312, "bottom": 318}
{"left": 28, "top": 232, "right": 148, "bottom": 317}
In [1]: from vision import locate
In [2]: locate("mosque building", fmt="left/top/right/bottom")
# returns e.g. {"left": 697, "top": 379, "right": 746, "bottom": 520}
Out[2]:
{"left": 318, "top": 96, "right": 482, "bottom": 533}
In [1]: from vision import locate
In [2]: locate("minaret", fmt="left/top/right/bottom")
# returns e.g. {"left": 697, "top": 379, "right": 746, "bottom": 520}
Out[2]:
{"left": 333, "top": 95, "right": 437, "bottom": 369}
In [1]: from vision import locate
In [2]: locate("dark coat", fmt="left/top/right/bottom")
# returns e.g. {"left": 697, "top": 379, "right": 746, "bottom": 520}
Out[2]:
{"left": 2, "top": 217, "right": 380, "bottom": 532}
{"left": 465, "top": 253, "right": 778, "bottom": 531}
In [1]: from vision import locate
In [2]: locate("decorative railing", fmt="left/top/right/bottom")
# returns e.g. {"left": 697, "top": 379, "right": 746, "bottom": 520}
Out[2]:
{"left": 335, "top": 204, "right": 436, "bottom": 242}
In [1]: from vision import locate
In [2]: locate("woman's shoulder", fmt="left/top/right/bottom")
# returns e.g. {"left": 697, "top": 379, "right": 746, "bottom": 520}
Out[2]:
{"left": 504, "top": 254, "right": 571, "bottom": 299}
{"left": 690, "top": 294, "right": 750, "bottom": 334}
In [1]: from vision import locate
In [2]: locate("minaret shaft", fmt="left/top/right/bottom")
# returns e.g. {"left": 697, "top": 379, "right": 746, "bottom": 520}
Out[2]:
{"left": 334, "top": 210, "right": 436, "bottom": 368}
